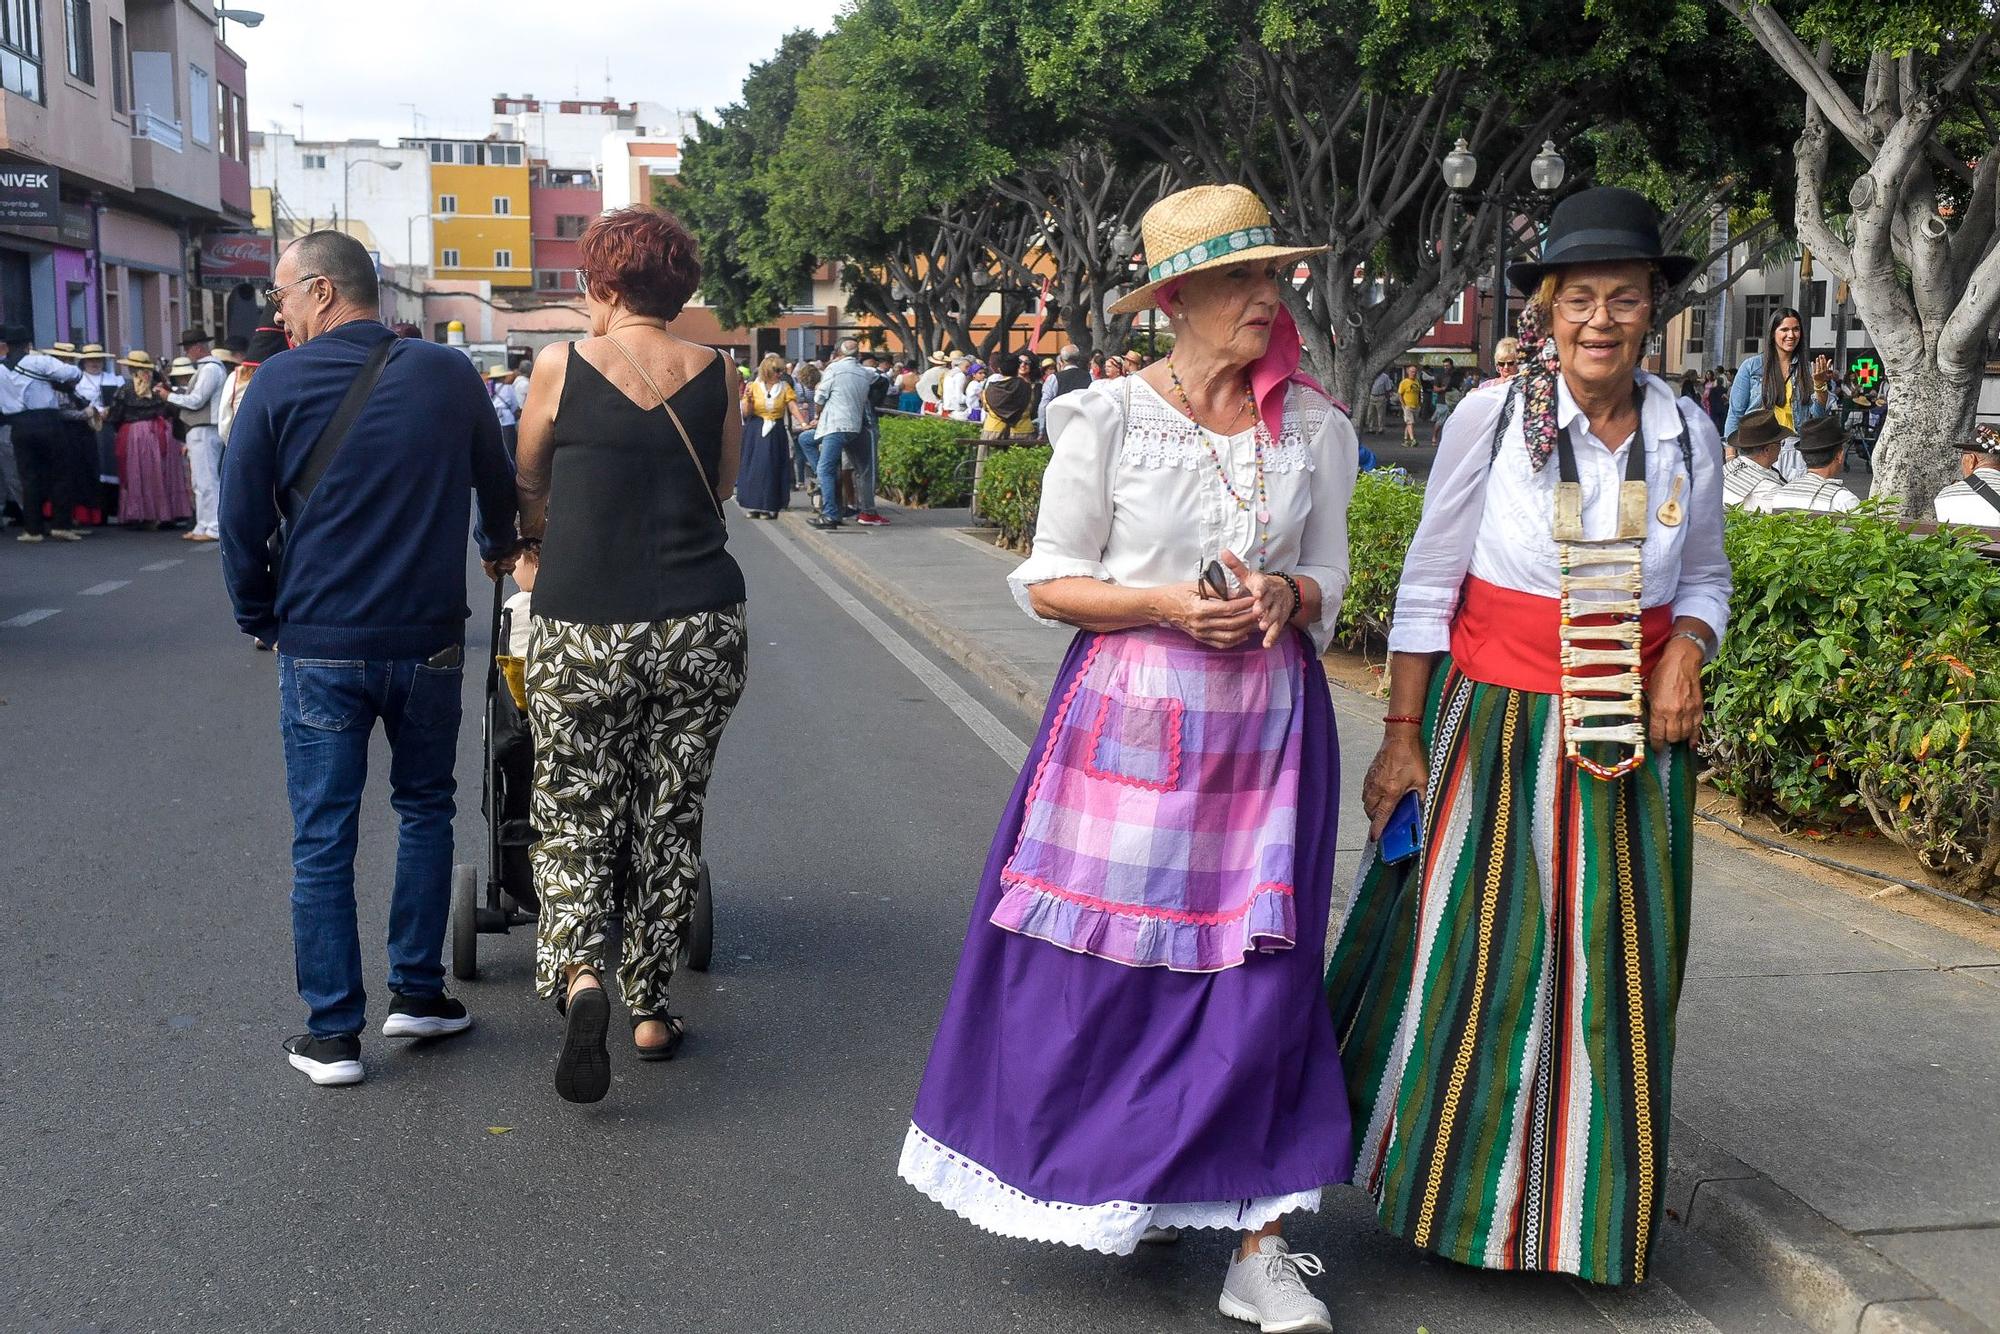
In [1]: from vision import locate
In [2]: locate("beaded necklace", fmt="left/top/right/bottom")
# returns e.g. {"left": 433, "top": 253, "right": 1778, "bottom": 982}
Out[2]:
{"left": 1166, "top": 356, "right": 1271, "bottom": 569}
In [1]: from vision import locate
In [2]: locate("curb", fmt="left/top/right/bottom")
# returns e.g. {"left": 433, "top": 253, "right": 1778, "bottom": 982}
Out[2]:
{"left": 780, "top": 512, "right": 1993, "bottom": 1334}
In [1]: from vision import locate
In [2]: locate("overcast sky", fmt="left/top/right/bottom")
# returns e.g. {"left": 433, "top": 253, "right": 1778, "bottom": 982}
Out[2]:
{"left": 226, "top": 2, "right": 831, "bottom": 145}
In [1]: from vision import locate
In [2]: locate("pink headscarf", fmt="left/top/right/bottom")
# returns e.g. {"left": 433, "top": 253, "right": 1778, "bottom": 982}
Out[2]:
{"left": 1154, "top": 278, "right": 1338, "bottom": 439}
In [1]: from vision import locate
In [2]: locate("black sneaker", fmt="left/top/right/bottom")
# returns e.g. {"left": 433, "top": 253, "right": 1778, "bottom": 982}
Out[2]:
{"left": 284, "top": 1033, "right": 364, "bottom": 1086}
{"left": 807, "top": 515, "right": 842, "bottom": 530}
{"left": 382, "top": 992, "right": 473, "bottom": 1038}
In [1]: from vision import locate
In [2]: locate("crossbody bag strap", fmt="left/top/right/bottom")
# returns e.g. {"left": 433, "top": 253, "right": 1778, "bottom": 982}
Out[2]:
{"left": 1964, "top": 471, "right": 2000, "bottom": 515}
{"left": 602, "top": 335, "right": 726, "bottom": 522}
{"left": 283, "top": 334, "right": 395, "bottom": 517}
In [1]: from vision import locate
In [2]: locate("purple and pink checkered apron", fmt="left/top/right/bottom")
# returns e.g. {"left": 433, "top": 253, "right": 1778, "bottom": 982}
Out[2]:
{"left": 989, "top": 626, "right": 1305, "bottom": 972}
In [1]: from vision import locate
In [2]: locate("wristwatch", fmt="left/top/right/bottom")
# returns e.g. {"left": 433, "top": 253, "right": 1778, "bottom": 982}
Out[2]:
{"left": 1671, "top": 628, "right": 1717, "bottom": 663}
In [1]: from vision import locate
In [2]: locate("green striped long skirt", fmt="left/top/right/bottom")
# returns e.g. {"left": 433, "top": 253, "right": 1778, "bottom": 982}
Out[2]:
{"left": 1324, "top": 657, "right": 1692, "bottom": 1287}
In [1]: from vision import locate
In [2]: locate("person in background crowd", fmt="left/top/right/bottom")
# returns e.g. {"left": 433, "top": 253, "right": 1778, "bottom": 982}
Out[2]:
{"left": 1122, "top": 350, "right": 1147, "bottom": 374}
{"left": 737, "top": 351, "right": 805, "bottom": 519}
{"left": 1367, "top": 366, "right": 1394, "bottom": 432}
{"left": 1099, "top": 352, "right": 1126, "bottom": 381}
{"left": 793, "top": 361, "right": 822, "bottom": 490}
{"left": 897, "top": 361, "right": 922, "bottom": 413}
{"left": 164, "top": 327, "right": 228, "bottom": 543}
{"left": 980, "top": 354, "right": 1037, "bottom": 441}
{"left": 917, "top": 351, "right": 950, "bottom": 410}
{"left": 12, "top": 335, "right": 84, "bottom": 542}
{"left": 1726, "top": 306, "right": 1833, "bottom": 439}
{"left": 74, "top": 344, "right": 118, "bottom": 524}
{"left": 1088, "top": 349, "right": 1106, "bottom": 379}
{"left": 859, "top": 353, "right": 893, "bottom": 524}
{"left": 1492, "top": 337, "right": 1523, "bottom": 380}
{"left": 44, "top": 343, "right": 101, "bottom": 529}
{"left": 108, "top": 351, "right": 191, "bottom": 533}
{"left": 391, "top": 322, "right": 423, "bottom": 339}
{"left": 1705, "top": 367, "right": 1730, "bottom": 435}
{"left": 1755, "top": 413, "right": 1860, "bottom": 514}
{"left": 1678, "top": 370, "right": 1703, "bottom": 415}
{"left": 941, "top": 351, "right": 970, "bottom": 416}
{"left": 0, "top": 325, "right": 23, "bottom": 525}
{"left": 220, "top": 229, "right": 517, "bottom": 1089}
{"left": 1328, "top": 185, "right": 1728, "bottom": 1292}
{"left": 1934, "top": 424, "right": 2000, "bottom": 527}
{"left": 214, "top": 336, "right": 257, "bottom": 448}
{"left": 511, "top": 203, "right": 745, "bottom": 1103}
{"left": 1723, "top": 407, "right": 1789, "bottom": 508}
{"left": 809, "top": 337, "right": 886, "bottom": 531}
{"left": 1429, "top": 367, "right": 1461, "bottom": 447}
{"left": 1037, "top": 344, "right": 1090, "bottom": 437}
{"left": 1397, "top": 364, "right": 1421, "bottom": 444}
{"left": 487, "top": 365, "right": 520, "bottom": 455}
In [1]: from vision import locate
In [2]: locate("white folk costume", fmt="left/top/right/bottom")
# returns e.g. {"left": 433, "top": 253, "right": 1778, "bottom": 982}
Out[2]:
{"left": 1754, "top": 473, "right": 1859, "bottom": 514}
{"left": 1935, "top": 468, "right": 2000, "bottom": 526}
{"left": 1324, "top": 186, "right": 1730, "bottom": 1288}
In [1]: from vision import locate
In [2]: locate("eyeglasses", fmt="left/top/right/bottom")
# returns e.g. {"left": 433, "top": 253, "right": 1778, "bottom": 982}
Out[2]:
{"left": 573, "top": 268, "right": 590, "bottom": 294}
{"left": 1553, "top": 293, "right": 1651, "bottom": 324}
{"left": 263, "top": 273, "right": 324, "bottom": 305}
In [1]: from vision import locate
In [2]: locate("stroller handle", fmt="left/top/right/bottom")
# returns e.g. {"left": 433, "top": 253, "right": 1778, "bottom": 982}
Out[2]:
{"left": 487, "top": 573, "right": 507, "bottom": 697}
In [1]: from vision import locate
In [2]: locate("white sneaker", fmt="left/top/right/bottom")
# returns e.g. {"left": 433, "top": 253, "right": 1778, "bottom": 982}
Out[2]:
{"left": 1219, "top": 1236, "right": 1332, "bottom": 1333}
{"left": 48, "top": 528, "right": 84, "bottom": 540}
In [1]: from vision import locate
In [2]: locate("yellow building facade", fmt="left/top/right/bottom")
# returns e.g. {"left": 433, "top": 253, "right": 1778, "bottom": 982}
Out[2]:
{"left": 417, "top": 140, "right": 532, "bottom": 289}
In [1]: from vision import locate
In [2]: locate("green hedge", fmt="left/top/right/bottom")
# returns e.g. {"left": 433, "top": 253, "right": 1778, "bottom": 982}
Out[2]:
{"left": 878, "top": 415, "right": 979, "bottom": 508}
{"left": 975, "top": 444, "right": 1053, "bottom": 551}
{"left": 1705, "top": 505, "right": 2000, "bottom": 897}
{"left": 1334, "top": 471, "right": 1426, "bottom": 651}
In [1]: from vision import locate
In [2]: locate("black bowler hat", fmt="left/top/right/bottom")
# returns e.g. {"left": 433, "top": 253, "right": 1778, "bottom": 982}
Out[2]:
{"left": 178, "top": 325, "right": 210, "bottom": 348}
{"left": 1508, "top": 186, "right": 1700, "bottom": 295}
{"left": 242, "top": 326, "right": 290, "bottom": 365}
{"left": 1, "top": 323, "right": 27, "bottom": 345}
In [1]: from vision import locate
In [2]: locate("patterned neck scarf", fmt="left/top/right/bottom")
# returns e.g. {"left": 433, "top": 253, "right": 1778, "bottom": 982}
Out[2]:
{"left": 1513, "top": 270, "right": 1670, "bottom": 471}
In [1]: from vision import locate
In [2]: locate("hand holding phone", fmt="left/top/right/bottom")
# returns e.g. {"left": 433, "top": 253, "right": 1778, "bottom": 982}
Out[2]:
{"left": 1379, "top": 789, "right": 1423, "bottom": 865}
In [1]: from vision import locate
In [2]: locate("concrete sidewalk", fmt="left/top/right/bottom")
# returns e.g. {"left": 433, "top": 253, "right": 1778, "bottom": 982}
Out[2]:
{"left": 772, "top": 500, "right": 2000, "bottom": 1334}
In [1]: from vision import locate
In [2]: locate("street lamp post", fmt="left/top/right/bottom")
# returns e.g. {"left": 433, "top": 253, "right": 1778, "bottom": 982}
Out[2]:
{"left": 216, "top": 1, "right": 264, "bottom": 45}
{"left": 1440, "top": 137, "right": 1566, "bottom": 364}
{"left": 342, "top": 156, "right": 404, "bottom": 252}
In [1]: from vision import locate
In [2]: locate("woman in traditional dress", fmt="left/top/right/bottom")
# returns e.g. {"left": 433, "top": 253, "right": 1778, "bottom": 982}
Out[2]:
{"left": 736, "top": 352, "right": 803, "bottom": 518}
{"left": 977, "top": 354, "right": 1038, "bottom": 441}
{"left": 900, "top": 184, "right": 1358, "bottom": 1333}
{"left": 108, "top": 351, "right": 192, "bottom": 530}
{"left": 1323, "top": 186, "right": 1732, "bottom": 1288}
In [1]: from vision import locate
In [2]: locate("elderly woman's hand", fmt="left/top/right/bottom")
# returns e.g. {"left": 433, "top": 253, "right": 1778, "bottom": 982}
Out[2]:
{"left": 1645, "top": 636, "right": 1706, "bottom": 747}
{"left": 1219, "top": 550, "right": 1296, "bottom": 649}
{"left": 1361, "top": 733, "right": 1429, "bottom": 841}
{"left": 1160, "top": 582, "right": 1260, "bottom": 649}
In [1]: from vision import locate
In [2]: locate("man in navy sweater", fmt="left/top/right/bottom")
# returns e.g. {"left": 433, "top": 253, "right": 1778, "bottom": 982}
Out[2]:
{"left": 221, "top": 231, "right": 519, "bottom": 1087}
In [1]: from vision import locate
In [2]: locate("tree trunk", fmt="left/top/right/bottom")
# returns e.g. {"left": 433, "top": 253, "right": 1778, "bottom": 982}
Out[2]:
{"left": 1870, "top": 360, "right": 1979, "bottom": 514}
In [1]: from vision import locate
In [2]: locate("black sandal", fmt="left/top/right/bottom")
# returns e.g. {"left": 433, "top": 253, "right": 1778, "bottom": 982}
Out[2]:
{"left": 555, "top": 975, "right": 611, "bottom": 1103}
{"left": 631, "top": 1013, "right": 686, "bottom": 1063}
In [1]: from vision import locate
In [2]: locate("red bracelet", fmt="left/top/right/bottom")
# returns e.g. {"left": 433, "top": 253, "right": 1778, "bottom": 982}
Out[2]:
{"left": 1383, "top": 714, "right": 1423, "bottom": 726}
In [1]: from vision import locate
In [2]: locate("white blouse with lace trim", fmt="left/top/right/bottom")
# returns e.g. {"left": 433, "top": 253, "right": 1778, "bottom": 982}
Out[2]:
{"left": 1008, "top": 376, "right": 1358, "bottom": 654}
{"left": 898, "top": 1124, "right": 1322, "bottom": 1257}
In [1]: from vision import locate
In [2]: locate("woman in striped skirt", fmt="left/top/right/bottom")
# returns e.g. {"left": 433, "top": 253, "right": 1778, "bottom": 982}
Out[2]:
{"left": 1323, "top": 187, "right": 1732, "bottom": 1287}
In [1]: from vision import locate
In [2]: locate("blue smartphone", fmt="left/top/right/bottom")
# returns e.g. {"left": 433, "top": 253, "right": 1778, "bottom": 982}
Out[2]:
{"left": 1380, "top": 790, "right": 1423, "bottom": 866}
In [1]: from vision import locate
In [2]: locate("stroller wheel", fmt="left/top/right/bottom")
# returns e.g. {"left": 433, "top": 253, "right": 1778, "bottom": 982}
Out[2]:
{"left": 451, "top": 864, "right": 479, "bottom": 981}
{"left": 685, "top": 861, "right": 715, "bottom": 973}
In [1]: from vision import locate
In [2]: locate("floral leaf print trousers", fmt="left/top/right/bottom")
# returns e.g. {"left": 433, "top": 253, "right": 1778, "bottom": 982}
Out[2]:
{"left": 527, "top": 606, "right": 748, "bottom": 1014}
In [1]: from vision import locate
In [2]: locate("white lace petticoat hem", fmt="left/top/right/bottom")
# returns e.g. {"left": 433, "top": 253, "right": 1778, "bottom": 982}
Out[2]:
{"left": 897, "top": 1123, "right": 1322, "bottom": 1256}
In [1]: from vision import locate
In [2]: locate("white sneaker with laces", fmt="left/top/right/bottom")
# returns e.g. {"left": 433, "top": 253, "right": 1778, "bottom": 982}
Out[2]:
{"left": 1219, "top": 1236, "right": 1332, "bottom": 1334}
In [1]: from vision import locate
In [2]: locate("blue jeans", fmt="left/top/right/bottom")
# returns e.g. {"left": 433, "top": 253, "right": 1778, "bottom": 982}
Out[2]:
{"left": 279, "top": 653, "right": 464, "bottom": 1037}
{"left": 813, "top": 430, "right": 875, "bottom": 520}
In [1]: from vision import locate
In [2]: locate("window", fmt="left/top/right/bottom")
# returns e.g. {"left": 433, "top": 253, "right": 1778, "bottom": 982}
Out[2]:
{"left": 1742, "top": 294, "right": 1784, "bottom": 358}
{"left": 458, "top": 143, "right": 477, "bottom": 164}
{"left": 492, "top": 196, "right": 510, "bottom": 215}
{"left": 554, "top": 214, "right": 587, "bottom": 239}
{"left": 495, "top": 143, "right": 521, "bottom": 166}
{"left": 429, "top": 141, "right": 451, "bottom": 164}
{"left": 1427, "top": 291, "right": 1465, "bottom": 336}
{"left": 0, "top": 0, "right": 46, "bottom": 102}
{"left": 536, "top": 269, "right": 561, "bottom": 290}
{"left": 1683, "top": 303, "right": 1709, "bottom": 356}
{"left": 494, "top": 249, "right": 513, "bottom": 268}
{"left": 1804, "top": 279, "right": 1827, "bottom": 319}
{"left": 106, "top": 16, "right": 122, "bottom": 110}
{"left": 188, "top": 64, "right": 210, "bottom": 144}
{"left": 440, "top": 247, "right": 460, "bottom": 268}
{"left": 63, "top": 0, "right": 90, "bottom": 83}
{"left": 436, "top": 193, "right": 456, "bottom": 213}
{"left": 302, "top": 153, "right": 326, "bottom": 169}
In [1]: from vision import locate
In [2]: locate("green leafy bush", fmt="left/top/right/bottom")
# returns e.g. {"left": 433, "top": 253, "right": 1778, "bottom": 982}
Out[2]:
{"left": 1705, "top": 505, "right": 2000, "bottom": 896}
{"left": 878, "top": 415, "right": 979, "bottom": 508}
{"left": 975, "top": 444, "right": 1053, "bottom": 552}
{"left": 1334, "top": 470, "right": 1426, "bottom": 652}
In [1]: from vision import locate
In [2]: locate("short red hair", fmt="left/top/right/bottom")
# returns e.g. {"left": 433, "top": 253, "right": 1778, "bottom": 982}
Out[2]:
{"left": 577, "top": 205, "right": 702, "bottom": 320}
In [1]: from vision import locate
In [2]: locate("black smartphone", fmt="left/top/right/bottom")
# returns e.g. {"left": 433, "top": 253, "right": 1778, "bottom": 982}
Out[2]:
{"left": 1201, "top": 558, "right": 1231, "bottom": 601}
{"left": 1380, "top": 790, "right": 1423, "bottom": 865}
{"left": 426, "top": 644, "right": 463, "bottom": 670}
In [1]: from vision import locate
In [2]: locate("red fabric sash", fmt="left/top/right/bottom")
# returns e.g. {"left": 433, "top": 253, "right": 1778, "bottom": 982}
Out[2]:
{"left": 1450, "top": 575, "right": 1673, "bottom": 695}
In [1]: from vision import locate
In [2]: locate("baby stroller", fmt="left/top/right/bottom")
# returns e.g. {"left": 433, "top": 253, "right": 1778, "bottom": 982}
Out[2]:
{"left": 450, "top": 581, "right": 715, "bottom": 980}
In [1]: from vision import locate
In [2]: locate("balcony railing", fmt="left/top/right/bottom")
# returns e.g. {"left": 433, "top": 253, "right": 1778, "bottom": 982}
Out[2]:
{"left": 131, "top": 105, "right": 184, "bottom": 152}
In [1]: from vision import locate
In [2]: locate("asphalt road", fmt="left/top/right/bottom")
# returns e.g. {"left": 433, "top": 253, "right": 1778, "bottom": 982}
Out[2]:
{"left": 1, "top": 519, "right": 1809, "bottom": 1334}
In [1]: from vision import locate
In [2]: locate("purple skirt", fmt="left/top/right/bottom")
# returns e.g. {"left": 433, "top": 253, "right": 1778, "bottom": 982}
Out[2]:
{"left": 902, "top": 629, "right": 1353, "bottom": 1253}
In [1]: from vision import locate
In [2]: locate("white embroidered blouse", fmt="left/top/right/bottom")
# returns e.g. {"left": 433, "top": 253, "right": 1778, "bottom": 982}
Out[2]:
{"left": 1008, "top": 376, "right": 1359, "bottom": 653}
{"left": 1386, "top": 371, "right": 1732, "bottom": 655}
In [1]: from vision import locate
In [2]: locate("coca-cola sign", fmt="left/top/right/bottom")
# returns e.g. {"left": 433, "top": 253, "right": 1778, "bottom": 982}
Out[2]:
{"left": 197, "top": 231, "right": 274, "bottom": 285}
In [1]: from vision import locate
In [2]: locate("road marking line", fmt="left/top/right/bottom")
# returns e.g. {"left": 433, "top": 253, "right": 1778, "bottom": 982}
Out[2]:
{"left": 1573, "top": 1277, "right": 1722, "bottom": 1333}
{"left": 139, "top": 559, "right": 182, "bottom": 571}
{"left": 1, "top": 608, "right": 60, "bottom": 628}
{"left": 752, "top": 519, "right": 1028, "bottom": 770}
{"left": 80, "top": 580, "right": 130, "bottom": 595}
{"left": 190, "top": 542, "right": 219, "bottom": 554}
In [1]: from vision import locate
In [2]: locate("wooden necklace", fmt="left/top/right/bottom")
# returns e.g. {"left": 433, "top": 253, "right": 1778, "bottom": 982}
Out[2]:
{"left": 1166, "top": 357, "right": 1271, "bottom": 569}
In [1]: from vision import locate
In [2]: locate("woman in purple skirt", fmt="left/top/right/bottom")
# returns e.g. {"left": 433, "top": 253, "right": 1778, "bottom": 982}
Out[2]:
{"left": 899, "top": 185, "right": 1359, "bottom": 1333}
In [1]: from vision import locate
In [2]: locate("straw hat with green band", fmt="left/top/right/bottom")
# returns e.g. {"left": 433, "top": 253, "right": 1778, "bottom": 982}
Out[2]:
{"left": 1108, "top": 185, "right": 1326, "bottom": 315}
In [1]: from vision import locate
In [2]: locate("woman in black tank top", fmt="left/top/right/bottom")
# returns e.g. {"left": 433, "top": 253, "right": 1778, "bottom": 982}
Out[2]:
{"left": 512, "top": 205, "right": 749, "bottom": 1104}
